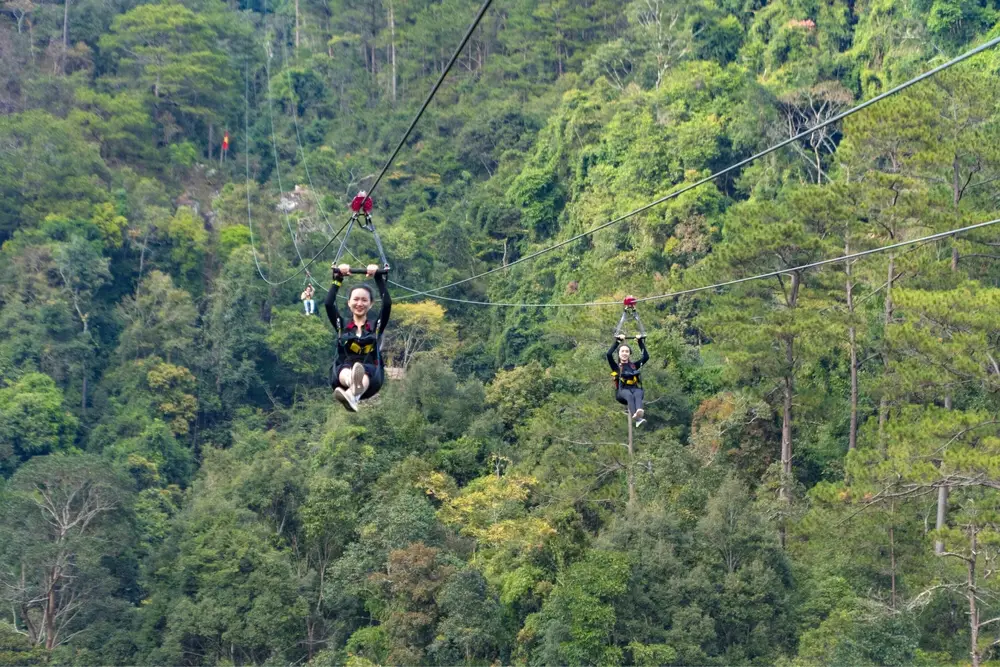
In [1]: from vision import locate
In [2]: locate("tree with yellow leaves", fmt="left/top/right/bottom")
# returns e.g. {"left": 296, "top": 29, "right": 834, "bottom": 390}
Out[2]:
{"left": 380, "top": 300, "right": 457, "bottom": 370}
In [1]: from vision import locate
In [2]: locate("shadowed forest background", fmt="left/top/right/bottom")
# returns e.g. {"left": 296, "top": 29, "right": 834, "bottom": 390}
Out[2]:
{"left": 3, "top": 0, "right": 1000, "bottom": 664}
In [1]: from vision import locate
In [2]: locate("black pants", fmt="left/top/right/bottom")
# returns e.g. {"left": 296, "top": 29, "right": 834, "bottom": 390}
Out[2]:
{"left": 616, "top": 386, "right": 644, "bottom": 416}
{"left": 332, "top": 362, "right": 384, "bottom": 399}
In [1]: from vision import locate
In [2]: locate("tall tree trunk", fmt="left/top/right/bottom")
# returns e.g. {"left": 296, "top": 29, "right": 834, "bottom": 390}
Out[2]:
{"left": 779, "top": 348, "right": 793, "bottom": 550}
{"left": 626, "top": 411, "right": 636, "bottom": 508}
{"left": 846, "top": 239, "right": 858, "bottom": 451}
{"left": 780, "top": 272, "right": 801, "bottom": 486}
{"left": 44, "top": 571, "right": 57, "bottom": 649}
{"left": 19, "top": 563, "right": 38, "bottom": 643}
{"left": 889, "top": 499, "right": 897, "bottom": 609}
{"left": 388, "top": 0, "right": 397, "bottom": 103}
{"left": 937, "top": 158, "right": 962, "bottom": 549}
{"left": 28, "top": 17, "right": 35, "bottom": 64}
{"left": 781, "top": 346, "right": 794, "bottom": 485}
{"left": 80, "top": 317, "right": 88, "bottom": 416}
{"left": 778, "top": 272, "right": 801, "bottom": 549}
{"left": 952, "top": 155, "right": 962, "bottom": 266}
{"left": 208, "top": 123, "right": 214, "bottom": 162}
{"left": 781, "top": 353, "right": 793, "bottom": 484}
{"left": 969, "top": 529, "right": 981, "bottom": 667}
{"left": 937, "top": 387, "right": 951, "bottom": 553}
{"left": 64, "top": 288, "right": 90, "bottom": 416}
{"left": 935, "top": 487, "right": 949, "bottom": 554}
{"left": 878, "top": 254, "right": 895, "bottom": 451}
{"left": 295, "top": 0, "right": 300, "bottom": 51}
{"left": 138, "top": 231, "right": 149, "bottom": 281}
{"left": 61, "top": 0, "right": 69, "bottom": 69}
{"left": 80, "top": 313, "right": 89, "bottom": 414}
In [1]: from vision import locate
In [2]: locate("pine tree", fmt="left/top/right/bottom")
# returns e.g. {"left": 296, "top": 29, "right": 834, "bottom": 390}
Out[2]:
{"left": 696, "top": 185, "right": 842, "bottom": 544}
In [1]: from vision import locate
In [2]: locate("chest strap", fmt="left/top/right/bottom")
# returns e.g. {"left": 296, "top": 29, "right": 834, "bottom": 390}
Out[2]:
{"left": 347, "top": 341, "right": 375, "bottom": 355}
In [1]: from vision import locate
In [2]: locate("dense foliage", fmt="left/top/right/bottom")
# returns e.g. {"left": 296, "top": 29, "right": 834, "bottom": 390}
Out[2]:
{"left": 3, "top": 0, "right": 1000, "bottom": 664}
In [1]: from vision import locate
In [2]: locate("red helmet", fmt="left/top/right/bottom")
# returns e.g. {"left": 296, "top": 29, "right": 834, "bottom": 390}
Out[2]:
{"left": 623, "top": 296, "right": 637, "bottom": 308}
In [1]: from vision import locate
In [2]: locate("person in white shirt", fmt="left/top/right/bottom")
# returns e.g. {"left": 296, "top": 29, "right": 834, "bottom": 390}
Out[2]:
{"left": 301, "top": 284, "right": 316, "bottom": 315}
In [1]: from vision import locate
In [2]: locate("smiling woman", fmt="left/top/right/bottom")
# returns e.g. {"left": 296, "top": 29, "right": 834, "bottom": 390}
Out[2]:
{"left": 324, "top": 262, "right": 392, "bottom": 412}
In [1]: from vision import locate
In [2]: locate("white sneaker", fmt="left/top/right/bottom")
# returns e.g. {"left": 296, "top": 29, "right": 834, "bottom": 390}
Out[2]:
{"left": 351, "top": 362, "right": 366, "bottom": 396}
{"left": 635, "top": 418, "right": 646, "bottom": 427}
{"left": 633, "top": 409, "right": 644, "bottom": 420}
{"left": 334, "top": 387, "right": 358, "bottom": 412}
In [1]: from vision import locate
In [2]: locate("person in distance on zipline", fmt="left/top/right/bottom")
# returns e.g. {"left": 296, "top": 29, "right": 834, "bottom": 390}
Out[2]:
{"left": 325, "top": 262, "right": 391, "bottom": 412}
{"left": 607, "top": 325, "right": 649, "bottom": 427}
{"left": 301, "top": 284, "right": 316, "bottom": 315}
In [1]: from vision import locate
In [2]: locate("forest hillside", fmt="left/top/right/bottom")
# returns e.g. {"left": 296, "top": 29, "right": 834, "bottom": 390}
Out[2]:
{"left": 3, "top": 0, "right": 1000, "bottom": 664}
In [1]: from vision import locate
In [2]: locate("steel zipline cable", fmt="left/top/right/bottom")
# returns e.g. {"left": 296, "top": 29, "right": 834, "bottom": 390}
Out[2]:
{"left": 388, "top": 33, "right": 1000, "bottom": 302}
{"left": 383, "top": 217, "right": 1000, "bottom": 308}
{"left": 244, "top": 0, "right": 495, "bottom": 286}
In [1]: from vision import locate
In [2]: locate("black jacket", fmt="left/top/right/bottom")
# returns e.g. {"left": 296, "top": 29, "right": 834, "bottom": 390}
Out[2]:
{"left": 325, "top": 273, "right": 391, "bottom": 366}
{"left": 607, "top": 338, "right": 649, "bottom": 388}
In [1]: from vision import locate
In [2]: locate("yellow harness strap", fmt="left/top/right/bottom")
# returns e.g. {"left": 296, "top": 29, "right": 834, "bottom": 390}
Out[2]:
{"left": 348, "top": 342, "right": 375, "bottom": 355}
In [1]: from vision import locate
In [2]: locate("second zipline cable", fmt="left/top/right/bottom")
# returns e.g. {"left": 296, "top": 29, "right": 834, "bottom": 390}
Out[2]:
{"left": 395, "top": 33, "right": 1000, "bottom": 300}
{"left": 383, "top": 217, "right": 1000, "bottom": 308}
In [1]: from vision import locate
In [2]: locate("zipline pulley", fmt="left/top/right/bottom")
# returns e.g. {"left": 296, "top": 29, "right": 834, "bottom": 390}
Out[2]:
{"left": 614, "top": 296, "right": 646, "bottom": 338}
{"left": 334, "top": 191, "right": 390, "bottom": 272}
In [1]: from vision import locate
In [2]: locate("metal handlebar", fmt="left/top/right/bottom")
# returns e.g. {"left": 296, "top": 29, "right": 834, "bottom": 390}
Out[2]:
{"left": 333, "top": 266, "right": 391, "bottom": 278}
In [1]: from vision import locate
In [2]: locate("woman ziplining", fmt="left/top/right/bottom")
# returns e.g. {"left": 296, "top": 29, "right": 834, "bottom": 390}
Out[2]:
{"left": 325, "top": 263, "right": 391, "bottom": 411}
{"left": 607, "top": 296, "right": 649, "bottom": 426}
{"left": 325, "top": 192, "right": 392, "bottom": 412}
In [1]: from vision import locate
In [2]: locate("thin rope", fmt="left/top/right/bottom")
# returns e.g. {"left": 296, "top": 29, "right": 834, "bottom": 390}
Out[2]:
{"left": 262, "top": 11, "right": 318, "bottom": 287}
{"left": 397, "top": 34, "right": 1000, "bottom": 300}
{"left": 244, "top": 59, "right": 284, "bottom": 287}
{"left": 245, "top": 45, "right": 353, "bottom": 287}
{"left": 277, "top": 36, "right": 365, "bottom": 270}
{"left": 382, "top": 218, "right": 1000, "bottom": 307}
